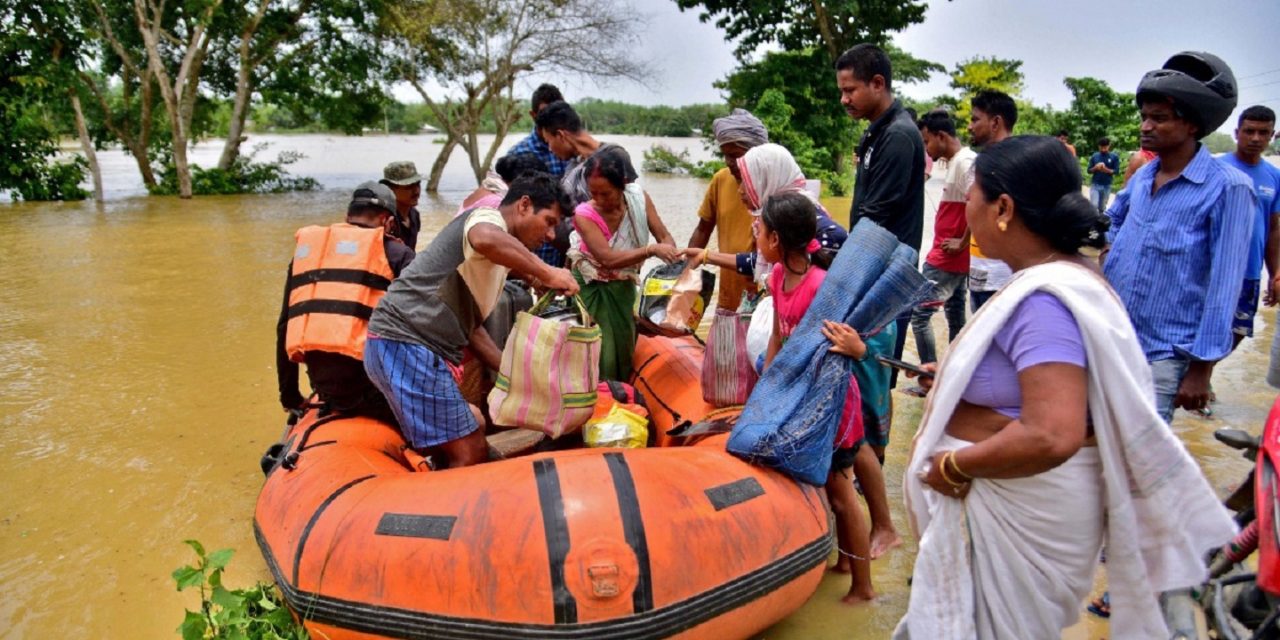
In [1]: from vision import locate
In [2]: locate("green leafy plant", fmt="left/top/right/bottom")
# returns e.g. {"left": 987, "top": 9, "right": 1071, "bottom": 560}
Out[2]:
{"left": 642, "top": 145, "right": 723, "bottom": 180}
{"left": 172, "top": 540, "right": 307, "bottom": 640}
{"left": 151, "top": 144, "right": 318, "bottom": 196}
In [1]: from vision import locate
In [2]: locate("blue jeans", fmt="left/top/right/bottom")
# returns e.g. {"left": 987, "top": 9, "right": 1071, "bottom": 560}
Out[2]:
{"left": 910, "top": 264, "right": 968, "bottom": 364}
{"left": 970, "top": 289, "right": 995, "bottom": 312}
{"left": 1090, "top": 183, "right": 1111, "bottom": 215}
{"left": 1149, "top": 358, "right": 1190, "bottom": 423}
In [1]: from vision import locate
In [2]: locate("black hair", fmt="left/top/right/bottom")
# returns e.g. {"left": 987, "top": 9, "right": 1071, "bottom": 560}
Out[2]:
{"left": 918, "top": 109, "right": 957, "bottom": 137}
{"left": 534, "top": 100, "right": 582, "bottom": 135}
{"left": 531, "top": 84, "right": 564, "bottom": 112}
{"left": 1240, "top": 105, "right": 1277, "bottom": 127}
{"left": 971, "top": 90, "right": 1018, "bottom": 130}
{"left": 1097, "top": 136, "right": 1111, "bottom": 147}
{"left": 582, "top": 146, "right": 637, "bottom": 191}
{"left": 759, "top": 192, "right": 835, "bottom": 271}
{"left": 1057, "top": 129, "right": 1070, "bottom": 138}
{"left": 834, "top": 44, "right": 893, "bottom": 93}
{"left": 974, "top": 135, "right": 1109, "bottom": 254}
{"left": 501, "top": 171, "right": 573, "bottom": 218}
{"left": 494, "top": 152, "right": 548, "bottom": 183}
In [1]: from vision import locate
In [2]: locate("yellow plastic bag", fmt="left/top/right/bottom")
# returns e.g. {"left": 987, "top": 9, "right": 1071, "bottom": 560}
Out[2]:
{"left": 584, "top": 403, "right": 650, "bottom": 449}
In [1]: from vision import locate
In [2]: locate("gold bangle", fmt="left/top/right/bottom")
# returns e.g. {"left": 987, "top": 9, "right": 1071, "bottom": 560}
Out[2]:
{"left": 700, "top": 247, "right": 709, "bottom": 263}
{"left": 948, "top": 451, "right": 973, "bottom": 480}
{"left": 937, "top": 451, "right": 966, "bottom": 488}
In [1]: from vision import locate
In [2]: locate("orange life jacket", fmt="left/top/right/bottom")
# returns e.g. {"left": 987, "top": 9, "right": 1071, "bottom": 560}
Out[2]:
{"left": 285, "top": 223, "right": 395, "bottom": 363}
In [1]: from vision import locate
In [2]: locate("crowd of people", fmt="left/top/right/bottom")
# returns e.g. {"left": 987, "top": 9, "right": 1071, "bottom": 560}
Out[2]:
{"left": 275, "top": 43, "right": 1280, "bottom": 636}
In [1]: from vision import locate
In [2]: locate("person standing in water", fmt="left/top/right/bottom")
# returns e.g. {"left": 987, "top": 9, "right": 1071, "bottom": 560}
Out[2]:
{"left": 965, "top": 90, "right": 1018, "bottom": 311}
{"left": 1102, "top": 51, "right": 1252, "bottom": 424}
{"left": 835, "top": 43, "right": 926, "bottom": 392}
{"left": 687, "top": 109, "right": 769, "bottom": 311}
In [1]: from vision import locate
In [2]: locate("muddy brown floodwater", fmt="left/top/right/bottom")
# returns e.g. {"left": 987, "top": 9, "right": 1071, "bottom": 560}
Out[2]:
{"left": 0, "top": 133, "right": 1268, "bottom": 638}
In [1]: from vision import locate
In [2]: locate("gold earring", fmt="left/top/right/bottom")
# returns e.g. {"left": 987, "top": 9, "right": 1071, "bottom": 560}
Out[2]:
{"left": 998, "top": 220, "right": 1008, "bottom": 232}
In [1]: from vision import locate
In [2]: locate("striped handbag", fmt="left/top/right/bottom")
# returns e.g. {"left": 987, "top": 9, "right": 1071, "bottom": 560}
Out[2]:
{"left": 487, "top": 293, "right": 601, "bottom": 438}
{"left": 702, "top": 307, "right": 758, "bottom": 407}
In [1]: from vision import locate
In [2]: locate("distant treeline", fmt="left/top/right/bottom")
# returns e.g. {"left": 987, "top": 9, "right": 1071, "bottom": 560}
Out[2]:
{"left": 247, "top": 97, "right": 730, "bottom": 139}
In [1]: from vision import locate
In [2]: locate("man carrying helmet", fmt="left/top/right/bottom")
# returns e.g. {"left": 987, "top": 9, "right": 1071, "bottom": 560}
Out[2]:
{"left": 1102, "top": 51, "right": 1255, "bottom": 424}
{"left": 276, "top": 182, "right": 416, "bottom": 424}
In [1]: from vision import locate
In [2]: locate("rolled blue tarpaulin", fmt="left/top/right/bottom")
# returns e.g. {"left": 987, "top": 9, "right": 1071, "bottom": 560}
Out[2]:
{"left": 727, "top": 219, "right": 932, "bottom": 485}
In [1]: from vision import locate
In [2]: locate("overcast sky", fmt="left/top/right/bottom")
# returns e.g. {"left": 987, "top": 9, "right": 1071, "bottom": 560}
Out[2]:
{"left": 497, "top": 0, "right": 1280, "bottom": 134}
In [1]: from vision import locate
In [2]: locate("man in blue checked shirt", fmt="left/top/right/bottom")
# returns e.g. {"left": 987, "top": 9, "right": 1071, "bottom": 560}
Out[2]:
{"left": 1102, "top": 51, "right": 1254, "bottom": 423}
{"left": 508, "top": 84, "right": 570, "bottom": 268}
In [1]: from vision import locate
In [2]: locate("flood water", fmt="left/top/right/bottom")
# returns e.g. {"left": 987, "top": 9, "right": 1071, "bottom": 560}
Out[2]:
{"left": 0, "top": 133, "right": 1269, "bottom": 639}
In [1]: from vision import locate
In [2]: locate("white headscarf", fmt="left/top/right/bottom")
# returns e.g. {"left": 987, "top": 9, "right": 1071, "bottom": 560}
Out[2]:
{"left": 737, "top": 143, "right": 814, "bottom": 214}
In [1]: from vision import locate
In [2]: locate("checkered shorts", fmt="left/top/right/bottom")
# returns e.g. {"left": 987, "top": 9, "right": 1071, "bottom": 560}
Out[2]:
{"left": 364, "top": 336, "right": 478, "bottom": 450}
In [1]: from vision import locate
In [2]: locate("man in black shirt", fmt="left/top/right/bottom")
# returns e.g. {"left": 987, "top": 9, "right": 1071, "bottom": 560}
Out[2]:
{"left": 838, "top": 44, "right": 926, "bottom": 252}
{"left": 836, "top": 43, "right": 926, "bottom": 387}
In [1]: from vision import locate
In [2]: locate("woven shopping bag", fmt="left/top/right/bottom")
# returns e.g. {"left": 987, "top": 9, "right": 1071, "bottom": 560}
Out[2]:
{"left": 487, "top": 293, "right": 601, "bottom": 438}
{"left": 702, "top": 307, "right": 758, "bottom": 407}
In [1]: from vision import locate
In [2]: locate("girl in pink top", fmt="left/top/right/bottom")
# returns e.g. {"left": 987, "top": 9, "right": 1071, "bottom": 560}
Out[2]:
{"left": 757, "top": 192, "right": 877, "bottom": 604}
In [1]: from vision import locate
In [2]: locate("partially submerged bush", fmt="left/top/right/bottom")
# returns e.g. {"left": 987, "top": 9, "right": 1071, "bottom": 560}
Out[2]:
{"left": 152, "top": 143, "right": 318, "bottom": 196}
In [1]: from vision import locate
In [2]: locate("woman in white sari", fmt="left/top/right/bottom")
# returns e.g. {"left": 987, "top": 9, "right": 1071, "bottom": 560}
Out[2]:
{"left": 897, "top": 136, "right": 1234, "bottom": 639}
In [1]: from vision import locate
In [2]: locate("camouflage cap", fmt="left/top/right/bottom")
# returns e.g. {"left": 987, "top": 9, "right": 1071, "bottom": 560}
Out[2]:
{"left": 382, "top": 160, "right": 423, "bottom": 186}
{"left": 349, "top": 181, "right": 398, "bottom": 216}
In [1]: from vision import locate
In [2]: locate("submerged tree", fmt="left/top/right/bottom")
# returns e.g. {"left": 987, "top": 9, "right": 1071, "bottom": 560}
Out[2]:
{"left": 383, "top": 0, "right": 650, "bottom": 191}
{"left": 0, "top": 0, "right": 90, "bottom": 201}
{"left": 204, "top": 0, "right": 388, "bottom": 171}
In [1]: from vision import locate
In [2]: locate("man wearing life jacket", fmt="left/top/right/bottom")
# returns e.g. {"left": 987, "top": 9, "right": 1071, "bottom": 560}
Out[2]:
{"left": 364, "top": 172, "right": 579, "bottom": 469}
{"left": 276, "top": 182, "right": 416, "bottom": 423}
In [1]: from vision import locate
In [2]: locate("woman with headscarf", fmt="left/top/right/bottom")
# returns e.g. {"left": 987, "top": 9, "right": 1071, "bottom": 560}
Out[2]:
{"left": 568, "top": 147, "right": 680, "bottom": 381}
{"left": 687, "top": 109, "right": 769, "bottom": 310}
{"left": 688, "top": 142, "right": 903, "bottom": 561}
{"left": 895, "top": 136, "right": 1233, "bottom": 639}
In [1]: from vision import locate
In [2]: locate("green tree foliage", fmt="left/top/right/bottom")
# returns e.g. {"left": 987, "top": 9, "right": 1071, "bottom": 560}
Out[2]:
{"left": 1014, "top": 101, "right": 1060, "bottom": 136}
{"left": 753, "top": 88, "right": 852, "bottom": 195}
{"left": 573, "top": 99, "right": 728, "bottom": 137}
{"left": 679, "top": 0, "right": 939, "bottom": 179}
{"left": 204, "top": 0, "right": 390, "bottom": 169}
{"left": 0, "top": 0, "right": 89, "bottom": 201}
{"left": 1203, "top": 132, "right": 1236, "bottom": 155}
{"left": 947, "top": 56, "right": 1025, "bottom": 129}
{"left": 673, "top": 0, "right": 928, "bottom": 64}
{"left": 1057, "top": 77, "right": 1140, "bottom": 155}
{"left": 717, "top": 49, "right": 856, "bottom": 178}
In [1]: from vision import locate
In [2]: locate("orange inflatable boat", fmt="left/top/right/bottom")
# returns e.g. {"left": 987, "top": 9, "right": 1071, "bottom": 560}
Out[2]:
{"left": 255, "top": 335, "right": 830, "bottom": 640}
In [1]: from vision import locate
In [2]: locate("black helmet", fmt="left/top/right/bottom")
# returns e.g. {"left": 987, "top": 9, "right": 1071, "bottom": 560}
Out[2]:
{"left": 1136, "top": 51, "right": 1237, "bottom": 138}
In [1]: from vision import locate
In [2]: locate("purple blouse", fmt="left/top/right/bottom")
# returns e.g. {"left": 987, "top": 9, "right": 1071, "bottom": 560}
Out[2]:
{"left": 961, "top": 292, "right": 1087, "bottom": 419}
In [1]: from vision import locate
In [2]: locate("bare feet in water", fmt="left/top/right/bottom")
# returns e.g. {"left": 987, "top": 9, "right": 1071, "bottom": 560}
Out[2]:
{"left": 870, "top": 526, "right": 902, "bottom": 559}
{"left": 841, "top": 588, "right": 877, "bottom": 605}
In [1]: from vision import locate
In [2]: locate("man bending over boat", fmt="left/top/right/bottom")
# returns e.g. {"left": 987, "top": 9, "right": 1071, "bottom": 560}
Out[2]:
{"left": 277, "top": 182, "right": 416, "bottom": 425}
{"left": 364, "top": 173, "right": 579, "bottom": 469}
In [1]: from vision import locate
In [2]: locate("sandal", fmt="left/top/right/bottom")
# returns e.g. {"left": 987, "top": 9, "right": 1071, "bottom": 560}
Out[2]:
{"left": 1086, "top": 592, "right": 1110, "bottom": 619}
